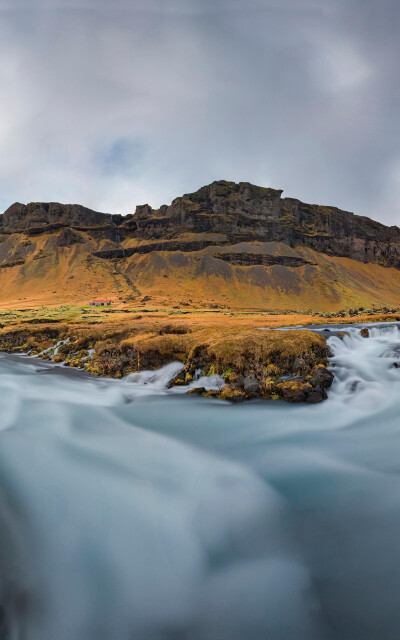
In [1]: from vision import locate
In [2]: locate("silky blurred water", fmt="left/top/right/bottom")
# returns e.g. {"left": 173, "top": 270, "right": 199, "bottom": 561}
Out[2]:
{"left": 0, "top": 323, "right": 400, "bottom": 639}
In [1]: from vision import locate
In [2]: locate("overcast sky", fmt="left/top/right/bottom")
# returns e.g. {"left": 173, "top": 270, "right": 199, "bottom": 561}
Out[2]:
{"left": 0, "top": 0, "right": 398, "bottom": 225}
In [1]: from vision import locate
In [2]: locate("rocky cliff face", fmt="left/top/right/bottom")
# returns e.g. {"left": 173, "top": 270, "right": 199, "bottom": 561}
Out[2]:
{"left": 1, "top": 180, "right": 399, "bottom": 269}
{"left": 0, "top": 202, "right": 111, "bottom": 232}
{"left": 122, "top": 181, "right": 400, "bottom": 269}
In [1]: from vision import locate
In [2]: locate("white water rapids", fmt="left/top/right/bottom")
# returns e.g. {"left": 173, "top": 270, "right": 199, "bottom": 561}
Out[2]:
{"left": 0, "top": 322, "right": 400, "bottom": 639}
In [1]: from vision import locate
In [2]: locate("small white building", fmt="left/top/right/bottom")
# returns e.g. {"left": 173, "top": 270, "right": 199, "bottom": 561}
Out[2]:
{"left": 89, "top": 299, "right": 111, "bottom": 307}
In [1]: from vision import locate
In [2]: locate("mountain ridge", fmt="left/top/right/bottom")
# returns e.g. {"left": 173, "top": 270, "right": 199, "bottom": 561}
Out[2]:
{"left": 1, "top": 180, "right": 399, "bottom": 269}
{"left": 0, "top": 180, "right": 399, "bottom": 311}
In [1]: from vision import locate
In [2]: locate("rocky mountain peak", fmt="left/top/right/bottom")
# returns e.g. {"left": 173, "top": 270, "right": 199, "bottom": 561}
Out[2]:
{"left": 0, "top": 180, "right": 399, "bottom": 269}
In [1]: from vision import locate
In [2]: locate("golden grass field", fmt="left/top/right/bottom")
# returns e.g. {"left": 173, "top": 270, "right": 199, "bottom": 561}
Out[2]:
{"left": 1, "top": 301, "right": 398, "bottom": 401}
{"left": 1, "top": 302, "right": 398, "bottom": 357}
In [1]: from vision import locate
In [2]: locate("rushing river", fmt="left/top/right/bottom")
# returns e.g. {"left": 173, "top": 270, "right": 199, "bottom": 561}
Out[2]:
{"left": 0, "top": 323, "right": 400, "bottom": 640}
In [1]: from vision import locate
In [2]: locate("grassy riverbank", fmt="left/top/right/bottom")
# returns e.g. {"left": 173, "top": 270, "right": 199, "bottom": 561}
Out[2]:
{"left": 1, "top": 305, "right": 398, "bottom": 402}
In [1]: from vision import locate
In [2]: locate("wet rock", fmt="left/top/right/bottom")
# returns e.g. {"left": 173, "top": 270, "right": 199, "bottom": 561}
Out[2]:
{"left": 276, "top": 381, "right": 311, "bottom": 403}
{"left": 283, "top": 388, "right": 306, "bottom": 402}
{"left": 203, "top": 390, "right": 220, "bottom": 398}
{"left": 188, "top": 387, "right": 206, "bottom": 395}
{"left": 360, "top": 328, "right": 370, "bottom": 338}
{"left": 243, "top": 375, "right": 260, "bottom": 396}
{"left": 231, "top": 374, "right": 245, "bottom": 387}
{"left": 306, "top": 387, "right": 327, "bottom": 403}
{"left": 346, "top": 380, "right": 362, "bottom": 392}
{"left": 168, "top": 369, "right": 186, "bottom": 387}
{"left": 219, "top": 385, "right": 246, "bottom": 403}
{"left": 310, "top": 366, "right": 334, "bottom": 389}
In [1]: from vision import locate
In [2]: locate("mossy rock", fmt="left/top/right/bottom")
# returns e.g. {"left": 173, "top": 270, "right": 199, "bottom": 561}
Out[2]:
{"left": 219, "top": 385, "right": 246, "bottom": 403}
{"left": 188, "top": 387, "right": 206, "bottom": 395}
{"left": 264, "top": 363, "right": 281, "bottom": 377}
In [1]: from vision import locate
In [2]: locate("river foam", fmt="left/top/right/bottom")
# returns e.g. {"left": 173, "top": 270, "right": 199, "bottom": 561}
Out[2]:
{"left": 0, "top": 322, "right": 399, "bottom": 639}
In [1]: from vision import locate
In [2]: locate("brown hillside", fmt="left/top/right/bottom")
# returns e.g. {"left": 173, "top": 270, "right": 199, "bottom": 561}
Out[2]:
{"left": 0, "top": 180, "right": 399, "bottom": 311}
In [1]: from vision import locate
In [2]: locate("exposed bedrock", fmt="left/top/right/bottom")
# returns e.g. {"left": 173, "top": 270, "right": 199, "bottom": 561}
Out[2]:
{"left": 56, "top": 228, "right": 85, "bottom": 247}
{"left": 124, "top": 181, "right": 400, "bottom": 268}
{"left": 1, "top": 202, "right": 111, "bottom": 231}
{"left": 213, "top": 252, "right": 314, "bottom": 267}
{"left": 92, "top": 239, "right": 229, "bottom": 259}
{"left": 1, "top": 180, "right": 399, "bottom": 268}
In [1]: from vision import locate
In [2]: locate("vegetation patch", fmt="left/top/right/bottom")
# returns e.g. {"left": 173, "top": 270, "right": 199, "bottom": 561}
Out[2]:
{"left": 0, "top": 315, "right": 332, "bottom": 403}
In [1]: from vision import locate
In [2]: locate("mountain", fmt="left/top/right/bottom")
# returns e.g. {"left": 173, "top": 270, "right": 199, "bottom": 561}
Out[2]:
{"left": 0, "top": 180, "right": 399, "bottom": 310}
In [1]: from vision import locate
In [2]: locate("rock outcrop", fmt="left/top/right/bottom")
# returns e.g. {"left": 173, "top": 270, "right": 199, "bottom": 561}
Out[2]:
{"left": 0, "top": 180, "right": 399, "bottom": 271}
{"left": 0, "top": 202, "right": 111, "bottom": 232}
{"left": 56, "top": 228, "right": 85, "bottom": 247}
{"left": 120, "top": 181, "right": 400, "bottom": 269}
{"left": 213, "top": 252, "right": 313, "bottom": 267}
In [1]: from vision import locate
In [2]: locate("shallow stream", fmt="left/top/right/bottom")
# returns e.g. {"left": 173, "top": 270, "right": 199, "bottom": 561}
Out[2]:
{"left": 0, "top": 322, "right": 400, "bottom": 639}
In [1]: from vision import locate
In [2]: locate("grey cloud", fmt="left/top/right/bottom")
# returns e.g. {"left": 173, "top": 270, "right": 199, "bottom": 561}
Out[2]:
{"left": 0, "top": 0, "right": 398, "bottom": 225}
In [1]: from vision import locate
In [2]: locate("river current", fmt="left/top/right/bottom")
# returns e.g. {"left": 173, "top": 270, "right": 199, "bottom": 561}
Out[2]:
{"left": 0, "top": 323, "right": 400, "bottom": 639}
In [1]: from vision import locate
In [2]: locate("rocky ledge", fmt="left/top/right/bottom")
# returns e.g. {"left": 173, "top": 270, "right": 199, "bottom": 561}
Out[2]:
{"left": 169, "top": 351, "right": 334, "bottom": 403}
{"left": 213, "top": 252, "right": 314, "bottom": 268}
{"left": 0, "top": 322, "right": 333, "bottom": 404}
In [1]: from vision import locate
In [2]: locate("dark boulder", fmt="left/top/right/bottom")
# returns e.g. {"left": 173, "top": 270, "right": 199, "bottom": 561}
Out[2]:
{"left": 232, "top": 374, "right": 245, "bottom": 387}
{"left": 310, "top": 366, "right": 334, "bottom": 389}
{"left": 306, "top": 387, "right": 328, "bottom": 403}
{"left": 276, "top": 381, "right": 311, "bottom": 402}
{"left": 243, "top": 375, "right": 260, "bottom": 396}
{"left": 220, "top": 385, "right": 247, "bottom": 403}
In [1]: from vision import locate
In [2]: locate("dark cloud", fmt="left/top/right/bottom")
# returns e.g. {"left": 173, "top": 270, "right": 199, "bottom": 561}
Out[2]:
{"left": 0, "top": 0, "right": 398, "bottom": 225}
